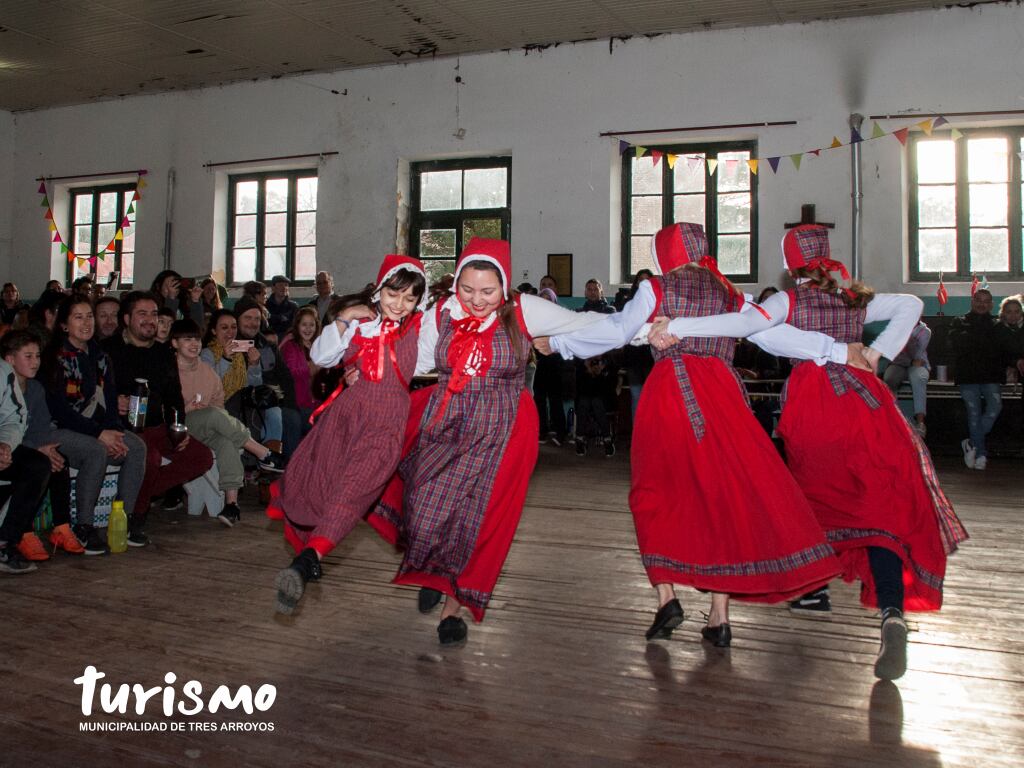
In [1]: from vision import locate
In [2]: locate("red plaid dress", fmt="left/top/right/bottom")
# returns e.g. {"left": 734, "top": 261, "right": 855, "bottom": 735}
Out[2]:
{"left": 371, "top": 302, "right": 538, "bottom": 621}
{"left": 631, "top": 270, "right": 839, "bottom": 600}
{"left": 779, "top": 286, "right": 967, "bottom": 611}
{"left": 266, "top": 314, "right": 422, "bottom": 558}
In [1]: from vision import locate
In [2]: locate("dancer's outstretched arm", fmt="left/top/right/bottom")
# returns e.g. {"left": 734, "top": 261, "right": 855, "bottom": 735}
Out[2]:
{"left": 546, "top": 281, "right": 656, "bottom": 360}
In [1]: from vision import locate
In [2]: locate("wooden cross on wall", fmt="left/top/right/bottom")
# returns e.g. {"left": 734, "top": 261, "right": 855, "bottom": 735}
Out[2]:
{"left": 784, "top": 203, "right": 834, "bottom": 229}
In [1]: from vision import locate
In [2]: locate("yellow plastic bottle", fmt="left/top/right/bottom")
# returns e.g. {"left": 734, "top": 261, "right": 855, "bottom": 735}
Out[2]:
{"left": 108, "top": 500, "right": 128, "bottom": 554}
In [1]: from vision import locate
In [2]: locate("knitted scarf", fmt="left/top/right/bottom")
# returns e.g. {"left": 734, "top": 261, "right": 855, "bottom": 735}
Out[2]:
{"left": 206, "top": 340, "right": 249, "bottom": 401}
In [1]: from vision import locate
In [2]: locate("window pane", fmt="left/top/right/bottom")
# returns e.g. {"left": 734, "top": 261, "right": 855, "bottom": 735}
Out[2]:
{"left": 294, "top": 246, "right": 316, "bottom": 282}
{"left": 75, "top": 195, "right": 93, "bottom": 224}
{"left": 296, "top": 177, "right": 317, "bottom": 211}
{"left": 717, "top": 193, "right": 751, "bottom": 233}
{"left": 464, "top": 168, "right": 507, "bottom": 209}
{"left": 234, "top": 215, "right": 257, "bottom": 248}
{"left": 265, "top": 179, "right": 288, "bottom": 212}
{"left": 632, "top": 157, "right": 662, "bottom": 195}
{"left": 630, "top": 236, "right": 656, "bottom": 274}
{"left": 75, "top": 225, "right": 92, "bottom": 254}
{"left": 673, "top": 156, "right": 705, "bottom": 194}
{"left": 420, "top": 171, "right": 462, "bottom": 211}
{"left": 717, "top": 152, "right": 751, "bottom": 192}
{"left": 123, "top": 229, "right": 135, "bottom": 254}
{"left": 631, "top": 196, "right": 661, "bottom": 235}
{"left": 264, "top": 212, "right": 287, "bottom": 246}
{"left": 419, "top": 228, "right": 456, "bottom": 258}
{"left": 236, "top": 181, "right": 258, "bottom": 214}
{"left": 424, "top": 259, "right": 456, "bottom": 286}
{"left": 916, "top": 141, "right": 955, "bottom": 184}
{"left": 263, "top": 247, "right": 286, "bottom": 280}
{"left": 463, "top": 218, "right": 502, "bottom": 242}
{"left": 918, "top": 229, "right": 956, "bottom": 272}
{"left": 716, "top": 235, "right": 750, "bottom": 275}
{"left": 296, "top": 212, "right": 316, "bottom": 246}
{"left": 969, "top": 183, "right": 1008, "bottom": 226}
{"left": 97, "top": 223, "right": 115, "bottom": 252}
{"left": 98, "top": 192, "right": 117, "bottom": 222}
{"left": 121, "top": 252, "right": 134, "bottom": 285}
{"left": 918, "top": 186, "right": 955, "bottom": 227}
{"left": 233, "top": 248, "right": 256, "bottom": 282}
{"left": 673, "top": 194, "right": 705, "bottom": 225}
{"left": 95, "top": 255, "right": 114, "bottom": 282}
{"left": 968, "top": 138, "right": 1008, "bottom": 183}
{"left": 970, "top": 229, "right": 1009, "bottom": 272}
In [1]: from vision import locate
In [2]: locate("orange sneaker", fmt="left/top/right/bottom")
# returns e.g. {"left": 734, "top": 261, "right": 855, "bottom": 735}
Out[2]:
{"left": 48, "top": 523, "right": 85, "bottom": 555}
{"left": 17, "top": 532, "right": 50, "bottom": 561}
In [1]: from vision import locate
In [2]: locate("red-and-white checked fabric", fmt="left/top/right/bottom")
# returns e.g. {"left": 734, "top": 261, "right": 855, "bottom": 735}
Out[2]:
{"left": 650, "top": 269, "right": 746, "bottom": 441}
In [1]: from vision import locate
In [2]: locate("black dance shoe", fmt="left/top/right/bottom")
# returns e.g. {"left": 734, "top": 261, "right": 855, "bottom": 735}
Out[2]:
{"left": 437, "top": 616, "right": 468, "bottom": 646}
{"left": 874, "top": 612, "right": 908, "bottom": 680}
{"left": 418, "top": 587, "right": 443, "bottom": 613}
{"left": 645, "top": 599, "right": 684, "bottom": 641}
{"left": 700, "top": 623, "right": 732, "bottom": 647}
{"left": 274, "top": 548, "right": 322, "bottom": 615}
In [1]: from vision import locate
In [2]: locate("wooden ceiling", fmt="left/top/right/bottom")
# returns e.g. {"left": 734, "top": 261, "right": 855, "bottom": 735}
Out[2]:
{"left": 0, "top": 0, "right": 979, "bottom": 111}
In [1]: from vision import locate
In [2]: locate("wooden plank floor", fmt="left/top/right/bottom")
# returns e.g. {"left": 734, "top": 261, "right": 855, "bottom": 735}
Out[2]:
{"left": 2, "top": 445, "right": 1022, "bottom": 767}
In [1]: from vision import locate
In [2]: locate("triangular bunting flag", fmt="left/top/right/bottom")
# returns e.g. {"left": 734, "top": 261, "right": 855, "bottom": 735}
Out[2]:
{"left": 951, "top": 128, "right": 963, "bottom": 141}
{"left": 37, "top": 182, "right": 46, "bottom": 194}
{"left": 893, "top": 128, "right": 909, "bottom": 146}
{"left": 666, "top": 154, "right": 678, "bottom": 169}
{"left": 43, "top": 209, "right": 53, "bottom": 221}
{"left": 850, "top": 128, "right": 864, "bottom": 144}
{"left": 618, "top": 140, "right": 630, "bottom": 155}
{"left": 917, "top": 119, "right": 934, "bottom": 135}
{"left": 89, "top": 256, "right": 97, "bottom": 267}
{"left": 790, "top": 154, "right": 802, "bottom": 170}
{"left": 48, "top": 221, "right": 56, "bottom": 233}
{"left": 132, "top": 191, "right": 141, "bottom": 202}
{"left": 53, "top": 232, "right": 61, "bottom": 243}
{"left": 121, "top": 216, "right": 130, "bottom": 228}
{"left": 747, "top": 159, "right": 759, "bottom": 175}
{"left": 933, "top": 116, "right": 948, "bottom": 128}
{"left": 650, "top": 150, "right": 663, "bottom": 167}
{"left": 831, "top": 137, "right": 843, "bottom": 149}
{"left": 114, "top": 230, "right": 124, "bottom": 242}
{"left": 40, "top": 196, "right": 49, "bottom": 207}
{"left": 106, "top": 241, "right": 116, "bottom": 252}
{"left": 767, "top": 157, "right": 781, "bottom": 173}
{"left": 59, "top": 243, "right": 68, "bottom": 253}
{"left": 137, "top": 178, "right": 147, "bottom": 189}
{"left": 871, "top": 121, "right": 886, "bottom": 139}
{"left": 77, "top": 257, "right": 88, "bottom": 269}
{"left": 980, "top": 274, "right": 990, "bottom": 291}
{"left": 810, "top": 149, "right": 821, "bottom": 157}
{"left": 725, "top": 158, "right": 738, "bottom": 172}
{"left": 127, "top": 203, "right": 135, "bottom": 215}
{"left": 635, "top": 146, "right": 647, "bottom": 158}
{"left": 67, "top": 251, "right": 76, "bottom": 263}
{"left": 686, "top": 156, "right": 701, "bottom": 172}
{"left": 706, "top": 159, "right": 718, "bottom": 176}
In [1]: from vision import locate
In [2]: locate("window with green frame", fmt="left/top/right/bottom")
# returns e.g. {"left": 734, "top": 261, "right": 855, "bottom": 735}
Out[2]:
{"left": 910, "top": 128, "right": 1024, "bottom": 280}
{"left": 622, "top": 141, "right": 757, "bottom": 282}
{"left": 409, "top": 157, "right": 511, "bottom": 286}
{"left": 67, "top": 184, "right": 137, "bottom": 287}
{"left": 227, "top": 170, "right": 318, "bottom": 286}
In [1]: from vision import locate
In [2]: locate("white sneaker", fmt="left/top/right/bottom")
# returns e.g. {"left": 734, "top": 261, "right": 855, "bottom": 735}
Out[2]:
{"left": 973, "top": 455, "right": 987, "bottom": 471}
{"left": 961, "top": 438, "right": 976, "bottom": 469}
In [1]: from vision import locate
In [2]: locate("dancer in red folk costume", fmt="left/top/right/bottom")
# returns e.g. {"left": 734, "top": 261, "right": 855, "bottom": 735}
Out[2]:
{"left": 541, "top": 223, "right": 841, "bottom": 648}
{"left": 654, "top": 223, "right": 968, "bottom": 679}
{"left": 269, "top": 255, "right": 427, "bottom": 614}
{"left": 371, "top": 237, "right": 610, "bottom": 646}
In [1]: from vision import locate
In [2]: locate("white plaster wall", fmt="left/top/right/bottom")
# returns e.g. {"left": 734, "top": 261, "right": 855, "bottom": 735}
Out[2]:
{"left": 0, "top": 109, "right": 13, "bottom": 276}
{"left": 6, "top": 3, "right": 1024, "bottom": 299}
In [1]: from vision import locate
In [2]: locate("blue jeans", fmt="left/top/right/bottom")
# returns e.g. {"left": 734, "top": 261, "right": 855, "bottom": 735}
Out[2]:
{"left": 959, "top": 383, "right": 1002, "bottom": 458}
{"left": 884, "top": 363, "right": 929, "bottom": 417}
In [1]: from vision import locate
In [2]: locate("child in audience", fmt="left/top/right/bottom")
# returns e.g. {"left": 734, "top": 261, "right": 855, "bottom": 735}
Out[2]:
{"left": 574, "top": 354, "right": 617, "bottom": 457}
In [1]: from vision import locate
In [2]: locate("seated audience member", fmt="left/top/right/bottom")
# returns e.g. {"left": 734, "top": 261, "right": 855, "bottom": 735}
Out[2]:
{"left": 199, "top": 278, "right": 223, "bottom": 330}
{"left": 278, "top": 306, "right": 321, "bottom": 430}
{"left": 534, "top": 287, "right": 569, "bottom": 445}
{"left": 756, "top": 286, "right": 779, "bottom": 304}
{"left": 539, "top": 274, "right": 558, "bottom": 295}
{"left": 94, "top": 295, "right": 121, "bottom": 341}
{"left": 156, "top": 306, "right": 175, "bottom": 344}
{"left": 951, "top": 289, "right": 1004, "bottom": 470}
{"left": 44, "top": 280, "right": 66, "bottom": 294}
{"left": 883, "top": 320, "right": 932, "bottom": 437}
{"left": 1, "top": 283, "right": 27, "bottom": 326}
{"left": 996, "top": 295, "right": 1024, "bottom": 381}
{"left": 0, "top": 356, "right": 51, "bottom": 574}
{"left": 15, "top": 319, "right": 146, "bottom": 556}
{"left": 234, "top": 297, "right": 299, "bottom": 458}
{"left": 574, "top": 354, "right": 617, "bottom": 457}
{"left": 71, "top": 275, "right": 95, "bottom": 297}
{"left": 27, "top": 289, "right": 65, "bottom": 348}
{"left": 614, "top": 269, "right": 653, "bottom": 312}
{"left": 516, "top": 282, "right": 537, "bottom": 296}
{"left": 267, "top": 275, "right": 299, "bottom": 338}
{"left": 308, "top": 271, "right": 341, "bottom": 326}
{"left": 151, "top": 270, "right": 204, "bottom": 325}
{"left": 578, "top": 279, "right": 616, "bottom": 314}
{"left": 171, "top": 320, "right": 283, "bottom": 527}
{"left": 101, "top": 291, "right": 214, "bottom": 543}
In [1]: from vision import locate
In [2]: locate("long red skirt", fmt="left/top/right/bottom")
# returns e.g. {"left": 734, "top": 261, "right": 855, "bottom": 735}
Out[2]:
{"left": 630, "top": 356, "right": 840, "bottom": 602}
{"left": 371, "top": 389, "right": 539, "bottom": 622}
{"left": 778, "top": 364, "right": 966, "bottom": 611}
